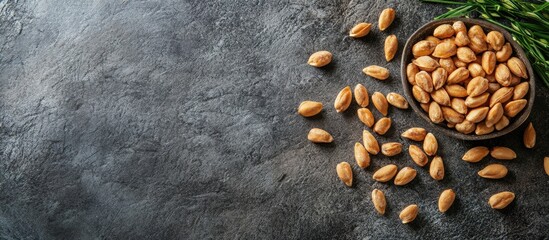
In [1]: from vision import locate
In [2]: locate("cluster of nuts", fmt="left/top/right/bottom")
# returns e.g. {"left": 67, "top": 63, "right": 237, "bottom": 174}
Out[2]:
{"left": 300, "top": 9, "right": 545, "bottom": 225}
{"left": 459, "top": 144, "right": 542, "bottom": 209}
{"left": 308, "top": 8, "right": 398, "bottom": 81}
{"left": 301, "top": 81, "right": 449, "bottom": 223}
{"left": 305, "top": 8, "right": 426, "bottom": 224}
{"left": 406, "top": 21, "right": 530, "bottom": 135}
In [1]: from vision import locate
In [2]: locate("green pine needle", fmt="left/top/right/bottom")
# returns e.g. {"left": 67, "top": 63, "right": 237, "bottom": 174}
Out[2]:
{"left": 421, "top": 0, "right": 549, "bottom": 87}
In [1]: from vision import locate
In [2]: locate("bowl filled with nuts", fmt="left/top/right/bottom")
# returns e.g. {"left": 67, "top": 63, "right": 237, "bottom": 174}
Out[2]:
{"left": 401, "top": 18, "right": 535, "bottom": 140}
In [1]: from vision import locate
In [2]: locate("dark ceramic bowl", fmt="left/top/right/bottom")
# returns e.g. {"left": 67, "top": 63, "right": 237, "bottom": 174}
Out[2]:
{"left": 401, "top": 18, "right": 535, "bottom": 140}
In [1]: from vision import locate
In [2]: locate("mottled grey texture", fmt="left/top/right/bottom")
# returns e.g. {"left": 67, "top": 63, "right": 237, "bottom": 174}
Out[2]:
{"left": 0, "top": 0, "right": 547, "bottom": 239}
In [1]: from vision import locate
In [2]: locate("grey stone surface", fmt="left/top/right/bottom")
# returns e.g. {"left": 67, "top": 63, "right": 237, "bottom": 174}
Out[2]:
{"left": 0, "top": 0, "right": 547, "bottom": 239}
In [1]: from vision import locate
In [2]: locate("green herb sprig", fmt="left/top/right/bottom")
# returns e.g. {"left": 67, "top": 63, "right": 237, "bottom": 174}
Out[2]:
{"left": 421, "top": 0, "right": 549, "bottom": 87}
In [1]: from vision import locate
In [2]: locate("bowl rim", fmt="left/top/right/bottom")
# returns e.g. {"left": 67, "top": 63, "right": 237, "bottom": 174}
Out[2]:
{"left": 400, "top": 17, "right": 535, "bottom": 141}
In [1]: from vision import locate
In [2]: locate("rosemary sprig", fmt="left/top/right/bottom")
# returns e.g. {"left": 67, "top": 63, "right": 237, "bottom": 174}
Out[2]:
{"left": 421, "top": 0, "right": 549, "bottom": 87}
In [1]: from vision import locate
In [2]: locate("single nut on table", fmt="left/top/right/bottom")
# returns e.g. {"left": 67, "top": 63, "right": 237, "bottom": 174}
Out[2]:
{"left": 489, "top": 191, "right": 515, "bottom": 209}
{"left": 496, "top": 43, "right": 513, "bottom": 62}
{"left": 432, "top": 40, "right": 457, "bottom": 58}
{"left": 482, "top": 51, "right": 497, "bottom": 74}
{"left": 507, "top": 57, "right": 528, "bottom": 79}
{"left": 431, "top": 88, "right": 451, "bottom": 106}
{"left": 432, "top": 68, "right": 448, "bottom": 90}
{"left": 394, "top": 167, "right": 417, "bottom": 186}
{"left": 399, "top": 204, "right": 419, "bottom": 224}
{"left": 491, "top": 146, "right": 517, "bottom": 160}
{"left": 504, "top": 99, "right": 527, "bottom": 117}
{"left": 349, "top": 22, "right": 372, "bottom": 38}
{"left": 423, "top": 133, "right": 438, "bottom": 156}
{"left": 372, "top": 92, "right": 389, "bottom": 116}
{"left": 386, "top": 92, "right": 409, "bottom": 109}
{"left": 407, "top": 63, "right": 419, "bottom": 85}
{"left": 456, "top": 47, "right": 477, "bottom": 63}
{"left": 412, "top": 85, "right": 431, "bottom": 103}
{"left": 489, "top": 86, "right": 514, "bottom": 107}
{"left": 307, "top": 128, "right": 333, "bottom": 143}
{"left": 430, "top": 156, "right": 445, "bottom": 180}
{"left": 371, "top": 189, "right": 387, "bottom": 215}
{"left": 442, "top": 107, "right": 465, "bottom": 124}
{"left": 478, "top": 163, "right": 508, "bottom": 179}
{"left": 451, "top": 98, "right": 467, "bottom": 115}
{"left": 413, "top": 56, "right": 440, "bottom": 72}
{"left": 544, "top": 157, "right": 549, "bottom": 176}
{"left": 523, "top": 122, "right": 536, "bottom": 149}
{"left": 307, "top": 51, "right": 332, "bottom": 67}
{"left": 438, "top": 189, "right": 455, "bottom": 213}
{"left": 462, "top": 146, "right": 489, "bottom": 162}
{"left": 378, "top": 8, "right": 395, "bottom": 31}
{"left": 412, "top": 40, "right": 436, "bottom": 57}
{"left": 373, "top": 164, "right": 398, "bottom": 182}
{"left": 433, "top": 24, "right": 455, "bottom": 39}
{"left": 374, "top": 117, "right": 392, "bottom": 135}
{"left": 381, "top": 142, "right": 402, "bottom": 156}
{"left": 409, "top": 145, "right": 428, "bottom": 167}
{"left": 363, "top": 65, "right": 390, "bottom": 80}
{"left": 401, "top": 127, "right": 427, "bottom": 141}
{"left": 363, "top": 130, "right": 380, "bottom": 155}
{"left": 495, "top": 63, "right": 512, "bottom": 86}
{"left": 298, "top": 101, "right": 323, "bottom": 117}
{"left": 334, "top": 86, "right": 352, "bottom": 113}
{"left": 354, "top": 84, "right": 369, "bottom": 107}
{"left": 357, "top": 108, "right": 375, "bottom": 128}
{"left": 495, "top": 116, "right": 510, "bottom": 130}
{"left": 455, "top": 31, "right": 470, "bottom": 47}
{"left": 513, "top": 82, "right": 529, "bottom": 100}
{"left": 486, "top": 31, "right": 505, "bottom": 51}
{"left": 336, "top": 162, "right": 353, "bottom": 187}
{"left": 447, "top": 67, "right": 470, "bottom": 84}
{"left": 439, "top": 58, "right": 456, "bottom": 74}
{"left": 455, "top": 120, "right": 476, "bottom": 134}
{"left": 384, "top": 34, "right": 398, "bottom": 62}
{"left": 485, "top": 103, "right": 504, "bottom": 128}
{"left": 354, "top": 142, "right": 371, "bottom": 169}
{"left": 429, "top": 102, "right": 444, "bottom": 123}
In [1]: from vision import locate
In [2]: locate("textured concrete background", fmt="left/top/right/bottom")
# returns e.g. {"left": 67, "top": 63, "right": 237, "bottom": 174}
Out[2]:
{"left": 0, "top": 0, "right": 547, "bottom": 239}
